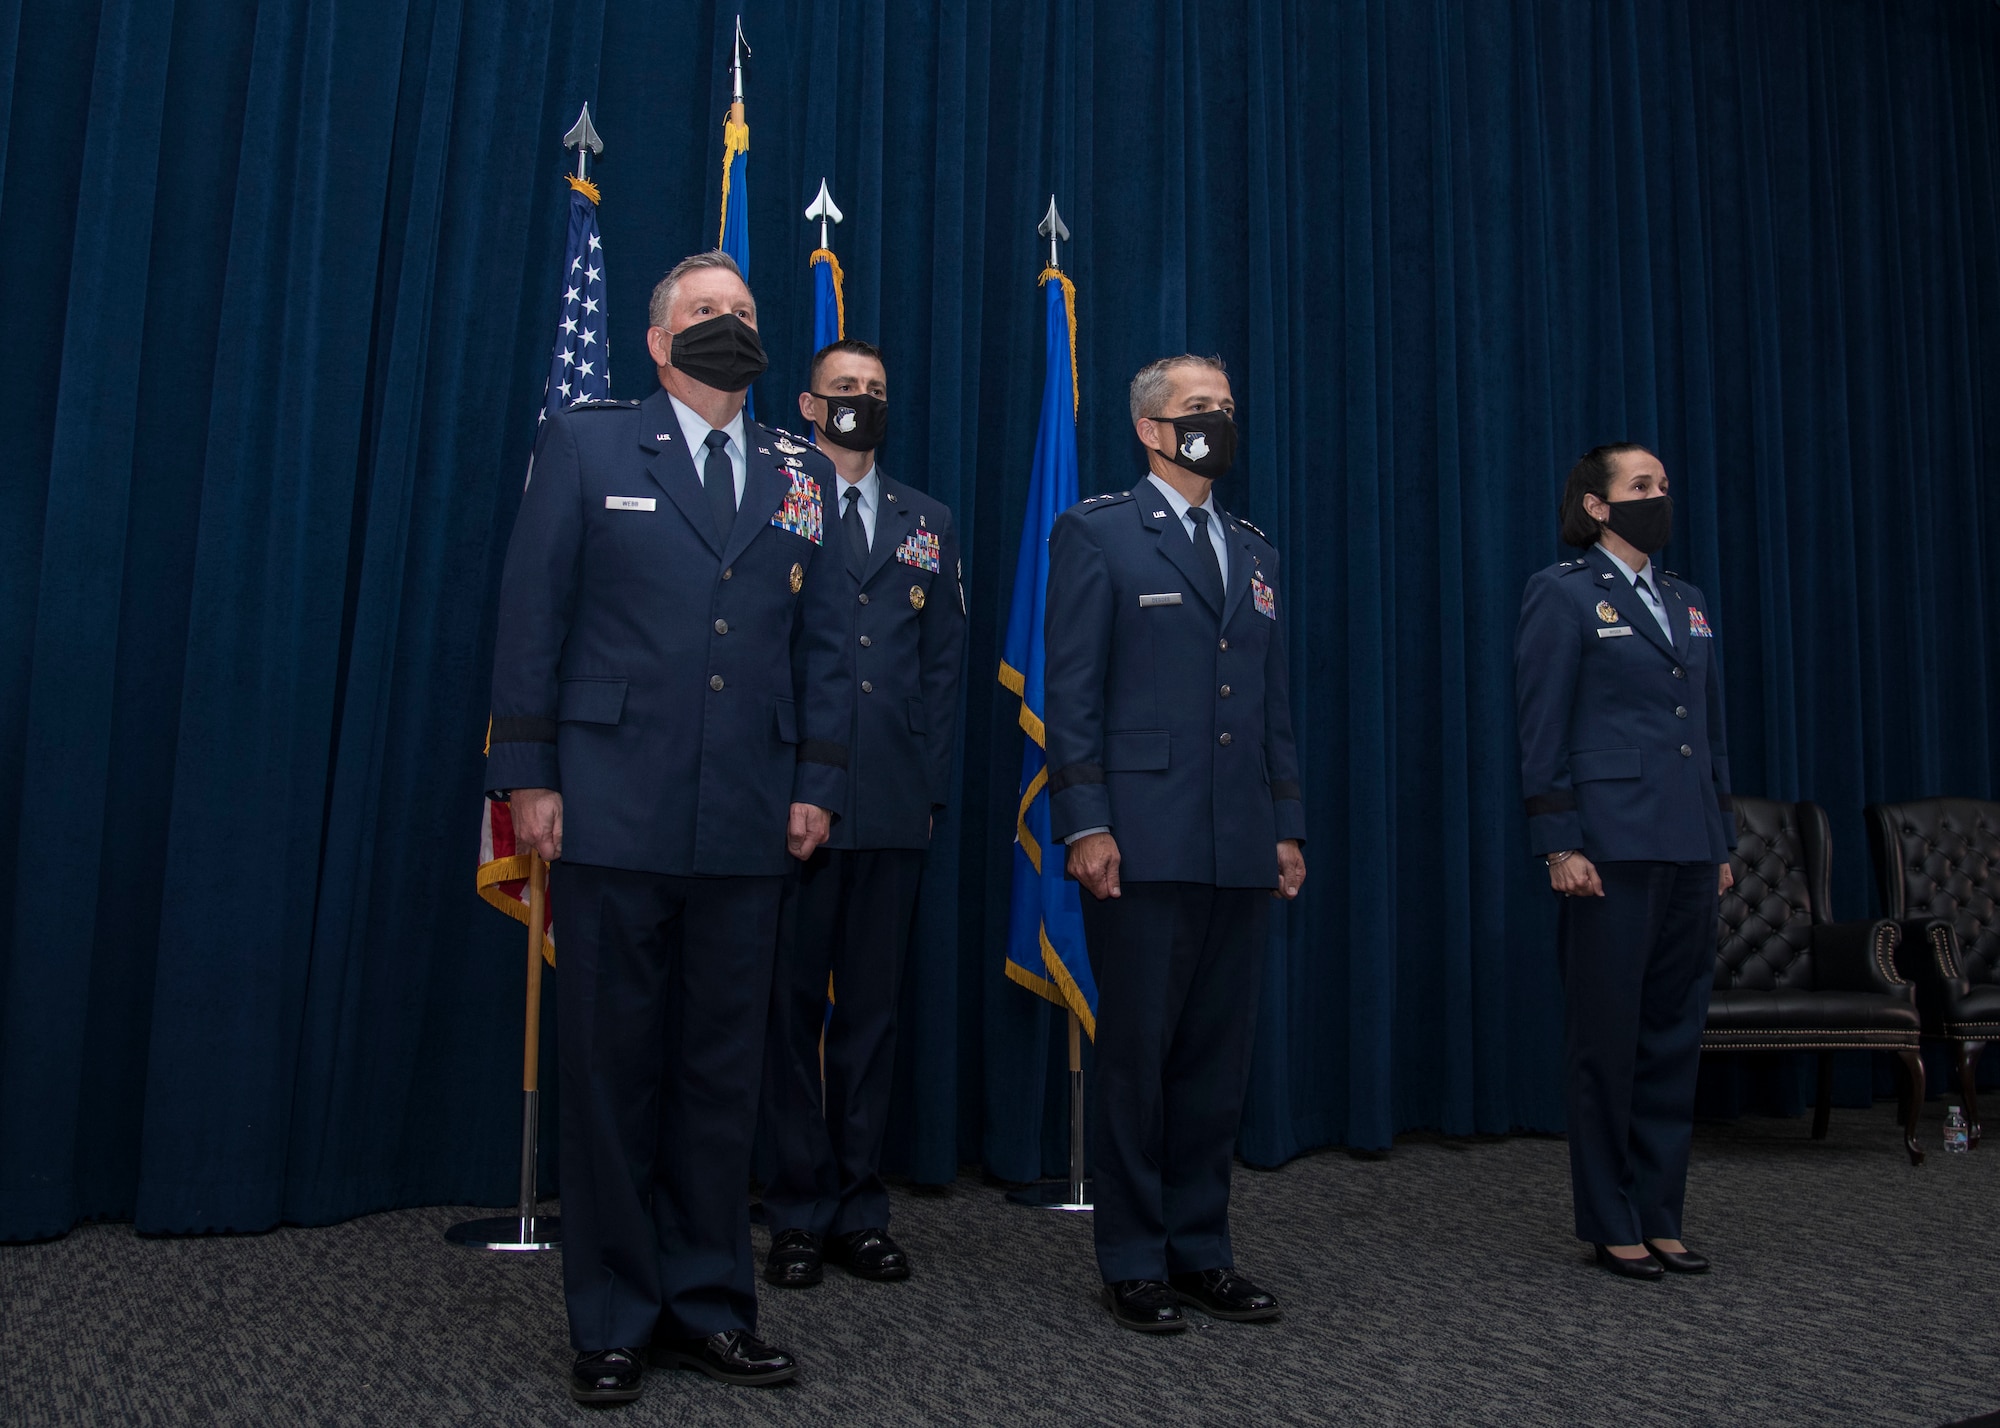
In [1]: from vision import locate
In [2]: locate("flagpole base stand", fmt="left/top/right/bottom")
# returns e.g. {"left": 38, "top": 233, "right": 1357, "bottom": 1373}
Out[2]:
{"left": 443, "top": 1214, "right": 562, "bottom": 1251}
{"left": 1005, "top": 1180, "right": 1092, "bottom": 1212}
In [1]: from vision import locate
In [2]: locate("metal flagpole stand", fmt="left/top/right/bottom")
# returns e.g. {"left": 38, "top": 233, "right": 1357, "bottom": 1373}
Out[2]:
{"left": 447, "top": 850, "right": 561, "bottom": 1250}
{"left": 1007, "top": 1009, "right": 1092, "bottom": 1211}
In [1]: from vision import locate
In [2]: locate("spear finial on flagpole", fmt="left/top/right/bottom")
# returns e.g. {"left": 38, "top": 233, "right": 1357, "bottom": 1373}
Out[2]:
{"left": 806, "top": 178, "right": 844, "bottom": 250}
{"left": 562, "top": 103, "right": 603, "bottom": 184}
{"left": 731, "top": 15, "right": 751, "bottom": 104}
{"left": 1038, "top": 195, "right": 1071, "bottom": 270}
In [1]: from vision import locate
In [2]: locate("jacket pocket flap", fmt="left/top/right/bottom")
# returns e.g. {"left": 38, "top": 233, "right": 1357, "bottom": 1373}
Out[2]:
{"left": 1104, "top": 730, "right": 1170, "bottom": 772}
{"left": 907, "top": 697, "right": 927, "bottom": 734}
{"left": 774, "top": 696, "right": 800, "bottom": 744}
{"left": 1570, "top": 747, "right": 1642, "bottom": 782}
{"left": 557, "top": 678, "right": 627, "bottom": 725}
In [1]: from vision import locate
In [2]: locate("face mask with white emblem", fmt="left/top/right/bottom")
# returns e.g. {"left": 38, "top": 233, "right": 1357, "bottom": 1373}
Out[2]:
{"left": 1149, "top": 409, "right": 1237, "bottom": 478}
{"left": 811, "top": 391, "right": 888, "bottom": 452}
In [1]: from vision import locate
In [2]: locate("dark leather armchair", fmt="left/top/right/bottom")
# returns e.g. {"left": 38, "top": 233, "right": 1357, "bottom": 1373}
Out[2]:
{"left": 1866, "top": 797, "right": 2000, "bottom": 1148}
{"left": 1705, "top": 796, "right": 1924, "bottom": 1164}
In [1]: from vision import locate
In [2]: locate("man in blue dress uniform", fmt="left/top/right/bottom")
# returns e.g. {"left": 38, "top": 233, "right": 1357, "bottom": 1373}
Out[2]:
{"left": 759, "top": 340, "right": 966, "bottom": 1290}
{"left": 485, "top": 252, "right": 851, "bottom": 1402}
{"left": 1514, "top": 442, "right": 1736, "bottom": 1280}
{"left": 1043, "top": 354, "right": 1307, "bottom": 1334}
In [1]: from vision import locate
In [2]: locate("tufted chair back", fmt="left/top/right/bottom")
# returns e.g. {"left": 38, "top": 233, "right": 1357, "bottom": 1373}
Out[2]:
{"left": 1715, "top": 797, "right": 1832, "bottom": 992}
{"left": 1867, "top": 798, "right": 2000, "bottom": 987}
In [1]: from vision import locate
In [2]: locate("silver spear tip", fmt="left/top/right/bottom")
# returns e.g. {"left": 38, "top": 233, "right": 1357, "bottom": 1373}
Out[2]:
{"left": 562, "top": 104, "right": 603, "bottom": 155}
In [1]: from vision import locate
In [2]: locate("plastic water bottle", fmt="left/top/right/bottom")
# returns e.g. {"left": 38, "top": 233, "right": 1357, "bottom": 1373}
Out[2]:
{"left": 1943, "top": 1105, "right": 1971, "bottom": 1154}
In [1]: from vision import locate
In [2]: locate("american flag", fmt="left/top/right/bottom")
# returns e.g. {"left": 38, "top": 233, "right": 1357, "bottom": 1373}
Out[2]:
{"left": 477, "top": 173, "right": 609, "bottom": 953}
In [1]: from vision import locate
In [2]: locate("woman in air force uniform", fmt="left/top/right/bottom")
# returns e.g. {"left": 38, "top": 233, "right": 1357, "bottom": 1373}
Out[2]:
{"left": 1514, "top": 443, "right": 1736, "bottom": 1281}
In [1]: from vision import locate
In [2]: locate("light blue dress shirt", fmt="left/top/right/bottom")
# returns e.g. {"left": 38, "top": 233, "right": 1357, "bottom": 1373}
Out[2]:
{"left": 1597, "top": 542, "right": 1674, "bottom": 643}
{"left": 1146, "top": 473, "right": 1229, "bottom": 587}
{"left": 835, "top": 465, "right": 881, "bottom": 548}
{"left": 668, "top": 392, "right": 747, "bottom": 505}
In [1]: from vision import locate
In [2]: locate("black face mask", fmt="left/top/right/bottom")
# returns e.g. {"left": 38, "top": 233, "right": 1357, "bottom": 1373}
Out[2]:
{"left": 812, "top": 391, "right": 888, "bottom": 452}
{"left": 669, "top": 313, "right": 768, "bottom": 393}
{"left": 1150, "top": 409, "right": 1237, "bottom": 478}
{"left": 1603, "top": 493, "right": 1673, "bottom": 555}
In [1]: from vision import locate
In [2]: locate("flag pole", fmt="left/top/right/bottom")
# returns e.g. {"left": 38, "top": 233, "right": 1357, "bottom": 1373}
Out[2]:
{"left": 447, "top": 850, "right": 561, "bottom": 1249}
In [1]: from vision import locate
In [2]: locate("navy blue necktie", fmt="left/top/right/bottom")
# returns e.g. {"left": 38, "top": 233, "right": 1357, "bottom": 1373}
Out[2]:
{"left": 1187, "top": 506, "right": 1224, "bottom": 605}
{"left": 703, "top": 428, "right": 735, "bottom": 542}
{"left": 843, "top": 486, "right": 868, "bottom": 576}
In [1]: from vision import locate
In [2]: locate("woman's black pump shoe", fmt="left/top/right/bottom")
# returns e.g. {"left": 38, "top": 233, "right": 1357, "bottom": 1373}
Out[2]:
{"left": 1594, "top": 1244, "right": 1664, "bottom": 1280}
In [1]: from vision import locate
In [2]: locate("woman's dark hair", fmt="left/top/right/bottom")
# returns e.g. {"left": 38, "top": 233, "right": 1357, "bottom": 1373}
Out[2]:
{"left": 1558, "top": 442, "right": 1653, "bottom": 549}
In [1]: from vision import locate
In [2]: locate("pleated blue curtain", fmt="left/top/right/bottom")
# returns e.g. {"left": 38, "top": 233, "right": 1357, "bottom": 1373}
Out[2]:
{"left": 1, "top": 0, "right": 1995, "bottom": 1239}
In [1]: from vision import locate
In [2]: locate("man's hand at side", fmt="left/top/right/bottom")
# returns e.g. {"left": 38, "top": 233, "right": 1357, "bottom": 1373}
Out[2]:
{"left": 1274, "top": 840, "right": 1306, "bottom": 899}
{"left": 510, "top": 788, "right": 564, "bottom": 861}
{"left": 789, "top": 803, "right": 832, "bottom": 861}
{"left": 1067, "top": 831, "right": 1122, "bottom": 901}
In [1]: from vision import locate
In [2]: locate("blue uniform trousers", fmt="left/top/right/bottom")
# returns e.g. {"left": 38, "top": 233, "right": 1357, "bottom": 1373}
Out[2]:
{"left": 1557, "top": 860, "right": 1715, "bottom": 1245}
{"left": 1081, "top": 882, "right": 1267, "bottom": 1284}
{"left": 760, "top": 847, "right": 926, "bottom": 1236}
{"left": 552, "top": 861, "right": 783, "bottom": 1350}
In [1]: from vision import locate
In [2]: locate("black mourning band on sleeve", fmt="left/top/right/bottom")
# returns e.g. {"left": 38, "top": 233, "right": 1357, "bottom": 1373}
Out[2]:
{"left": 1523, "top": 791, "right": 1578, "bottom": 817}
{"left": 1716, "top": 792, "right": 1734, "bottom": 812}
{"left": 490, "top": 715, "right": 557, "bottom": 744}
{"left": 799, "top": 739, "right": 850, "bottom": 769}
{"left": 1269, "top": 779, "right": 1302, "bottom": 802}
{"left": 1049, "top": 762, "right": 1106, "bottom": 793}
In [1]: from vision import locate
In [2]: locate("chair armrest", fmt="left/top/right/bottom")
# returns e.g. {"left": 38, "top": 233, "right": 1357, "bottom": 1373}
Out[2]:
{"left": 1811, "top": 918, "right": 1908, "bottom": 997}
{"left": 1890, "top": 917, "right": 1974, "bottom": 1029}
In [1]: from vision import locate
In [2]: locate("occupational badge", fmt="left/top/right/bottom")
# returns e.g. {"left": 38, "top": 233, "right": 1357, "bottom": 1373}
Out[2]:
{"left": 1596, "top": 601, "right": 1620, "bottom": 624}
{"left": 909, "top": 584, "right": 926, "bottom": 611}
{"left": 1687, "top": 606, "right": 1713, "bottom": 638}
{"left": 894, "top": 527, "right": 942, "bottom": 572}
{"left": 1251, "top": 572, "right": 1277, "bottom": 619}
{"left": 789, "top": 562, "right": 804, "bottom": 594}
{"left": 775, "top": 436, "right": 809, "bottom": 455}
{"left": 769, "top": 468, "right": 824, "bottom": 544}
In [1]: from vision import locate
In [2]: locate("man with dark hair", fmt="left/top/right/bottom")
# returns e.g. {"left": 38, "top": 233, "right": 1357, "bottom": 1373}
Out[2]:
{"left": 487, "top": 250, "right": 850, "bottom": 1403}
{"left": 1044, "top": 354, "right": 1306, "bottom": 1334}
{"left": 758, "top": 339, "right": 966, "bottom": 1291}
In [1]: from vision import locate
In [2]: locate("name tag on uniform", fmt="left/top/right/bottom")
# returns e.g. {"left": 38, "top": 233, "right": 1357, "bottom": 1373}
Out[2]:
{"left": 605, "top": 496, "right": 656, "bottom": 511}
{"left": 1597, "top": 625, "right": 1633, "bottom": 638}
{"left": 1138, "top": 592, "right": 1183, "bottom": 607}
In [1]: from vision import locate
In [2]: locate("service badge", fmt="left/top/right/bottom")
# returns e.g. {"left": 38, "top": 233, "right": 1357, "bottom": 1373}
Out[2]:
{"left": 909, "top": 584, "right": 926, "bottom": 611}
{"left": 1596, "top": 601, "right": 1620, "bottom": 624}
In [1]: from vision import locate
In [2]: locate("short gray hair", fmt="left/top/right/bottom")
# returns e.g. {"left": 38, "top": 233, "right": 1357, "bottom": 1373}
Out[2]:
{"left": 1128, "top": 354, "right": 1229, "bottom": 424}
{"left": 648, "top": 250, "right": 752, "bottom": 328}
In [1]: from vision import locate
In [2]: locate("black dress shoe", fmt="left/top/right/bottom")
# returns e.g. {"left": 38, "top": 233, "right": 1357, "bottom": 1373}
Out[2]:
{"left": 653, "top": 1329, "right": 798, "bottom": 1386}
{"left": 1644, "top": 1241, "right": 1710, "bottom": 1274}
{"left": 824, "top": 1227, "right": 910, "bottom": 1282}
{"left": 1594, "top": 1244, "right": 1664, "bottom": 1281}
{"left": 764, "top": 1228, "right": 824, "bottom": 1288}
{"left": 1168, "top": 1267, "right": 1281, "bottom": 1322}
{"left": 1101, "top": 1279, "right": 1187, "bottom": 1333}
{"left": 570, "top": 1348, "right": 644, "bottom": 1404}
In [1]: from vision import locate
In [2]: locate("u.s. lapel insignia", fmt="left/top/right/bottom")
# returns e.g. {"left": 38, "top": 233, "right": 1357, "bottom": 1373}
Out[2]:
{"left": 789, "top": 562, "right": 804, "bottom": 594}
{"left": 1596, "top": 600, "right": 1620, "bottom": 624}
{"left": 909, "top": 584, "right": 926, "bottom": 611}
{"left": 774, "top": 436, "right": 808, "bottom": 455}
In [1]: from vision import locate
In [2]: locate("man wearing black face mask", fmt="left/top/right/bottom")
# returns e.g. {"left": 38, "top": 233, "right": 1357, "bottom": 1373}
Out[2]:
{"left": 1515, "top": 442, "right": 1736, "bottom": 1282}
{"left": 756, "top": 339, "right": 965, "bottom": 1293}
{"left": 1043, "top": 354, "right": 1305, "bottom": 1334}
{"left": 487, "top": 250, "right": 853, "bottom": 1402}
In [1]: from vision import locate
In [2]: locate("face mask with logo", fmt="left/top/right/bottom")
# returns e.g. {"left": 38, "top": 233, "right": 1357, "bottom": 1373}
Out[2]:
{"left": 812, "top": 391, "right": 888, "bottom": 452}
{"left": 669, "top": 313, "right": 769, "bottom": 393}
{"left": 1603, "top": 493, "right": 1673, "bottom": 555}
{"left": 1149, "top": 409, "right": 1237, "bottom": 478}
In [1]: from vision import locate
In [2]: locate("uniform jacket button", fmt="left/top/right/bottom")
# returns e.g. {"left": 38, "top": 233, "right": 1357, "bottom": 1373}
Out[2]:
{"left": 721, "top": 567, "right": 733, "bottom": 580}
{"left": 710, "top": 675, "right": 725, "bottom": 691}
{"left": 714, "top": 619, "right": 729, "bottom": 635}
{"left": 1675, "top": 705, "right": 1688, "bottom": 718}
{"left": 1219, "top": 685, "right": 1232, "bottom": 698}
{"left": 861, "top": 681, "right": 874, "bottom": 694}
{"left": 1219, "top": 732, "right": 1232, "bottom": 746}
{"left": 859, "top": 593, "right": 870, "bottom": 605}
{"left": 859, "top": 635, "right": 872, "bottom": 647}
{"left": 1672, "top": 666, "right": 1684, "bottom": 678}
{"left": 1680, "top": 744, "right": 1692, "bottom": 757}
{"left": 1219, "top": 638, "right": 1229, "bottom": 651}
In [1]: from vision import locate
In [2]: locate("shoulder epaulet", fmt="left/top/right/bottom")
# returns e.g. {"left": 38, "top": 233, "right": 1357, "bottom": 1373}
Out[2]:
{"left": 1228, "top": 514, "right": 1271, "bottom": 542}
{"left": 1076, "top": 490, "right": 1135, "bottom": 514}
{"left": 1555, "top": 559, "right": 1593, "bottom": 576}
{"left": 568, "top": 398, "right": 640, "bottom": 411}
{"left": 1663, "top": 569, "right": 1682, "bottom": 579}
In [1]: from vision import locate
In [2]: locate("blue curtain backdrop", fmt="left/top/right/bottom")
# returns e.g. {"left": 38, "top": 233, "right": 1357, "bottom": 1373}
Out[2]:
{"left": 1, "top": 0, "right": 1995, "bottom": 1239}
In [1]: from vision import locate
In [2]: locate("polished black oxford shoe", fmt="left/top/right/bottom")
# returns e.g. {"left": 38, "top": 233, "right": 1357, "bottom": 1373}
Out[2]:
{"left": 1168, "top": 1268, "right": 1281, "bottom": 1322}
{"left": 1644, "top": 1241, "right": 1711, "bottom": 1274}
{"left": 1594, "top": 1244, "right": 1665, "bottom": 1281}
{"left": 1102, "top": 1279, "right": 1187, "bottom": 1333}
{"left": 824, "top": 1226, "right": 910, "bottom": 1281}
{"left": 569, "top": 1348, "right": 644, "bottom": 1404}
{"left": 764, "top": 1227, "right": 824, "bottom": 1288}
{"left": 653, "top": 1329, "right": 798, "bottom": 1386}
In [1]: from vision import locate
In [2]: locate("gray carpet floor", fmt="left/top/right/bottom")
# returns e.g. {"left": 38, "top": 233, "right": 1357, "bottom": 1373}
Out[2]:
{"left": 4, "top": 1102, "right": 1996, "bottom": 1427}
